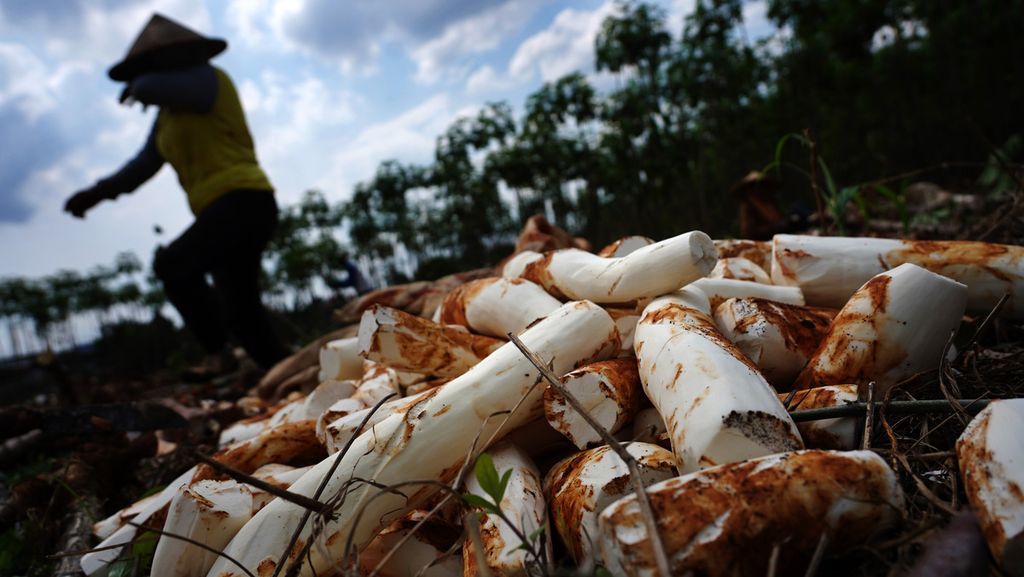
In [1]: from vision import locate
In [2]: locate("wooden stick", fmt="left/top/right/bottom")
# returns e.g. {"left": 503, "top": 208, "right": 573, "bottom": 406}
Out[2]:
{"left": 790, "top": 399, "right": 990, "bottom": 422}
{"left": 508, "top": 333, "right": 672, "bottom": 577}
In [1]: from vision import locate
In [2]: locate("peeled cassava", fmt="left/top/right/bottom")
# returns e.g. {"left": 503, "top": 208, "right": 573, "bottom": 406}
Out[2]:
{"left": 207, "top": 300, "right": 619, "bottom": 577}
{"left": 634, "top": 286, "right": 802, "bottom": 473}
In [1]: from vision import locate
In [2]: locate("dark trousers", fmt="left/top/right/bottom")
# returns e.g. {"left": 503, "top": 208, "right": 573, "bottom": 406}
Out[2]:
{"left": 153, "top": 189, "right": 288, "bottom": 369}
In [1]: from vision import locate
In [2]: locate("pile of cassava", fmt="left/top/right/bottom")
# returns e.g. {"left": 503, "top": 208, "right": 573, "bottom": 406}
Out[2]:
{"left": 79, "top": 228, "right": 1024, "bottom": 577}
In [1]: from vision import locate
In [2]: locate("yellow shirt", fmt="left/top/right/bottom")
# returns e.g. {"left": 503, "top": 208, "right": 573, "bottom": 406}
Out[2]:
{"left": 156, "top": 67, "right": 272, "bottom": 215}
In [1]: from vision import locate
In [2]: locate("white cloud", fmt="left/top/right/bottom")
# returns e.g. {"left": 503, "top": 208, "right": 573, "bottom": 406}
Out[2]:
{"left": 248, "top": 74, "right": 357, "bottom": 160}
{"left": 1, "top": 0, "right": 213, "bottom": 70}
{"left": 411, "top": 0, "right": 542, "bottom": 84}
{"left": 509, "top": 2, "right": 617, "bottom": 83}
{"left": 466, "top": 65, "right": 514, "bottom": 94}
{"left": 0, "top": 43, "right": 59, "bottom": 120}
{"left": 318, "top": 94, "right": 466, "bottom": 201}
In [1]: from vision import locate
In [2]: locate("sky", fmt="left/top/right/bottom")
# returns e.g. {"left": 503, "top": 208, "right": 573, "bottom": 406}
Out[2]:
{"left": 0, "top": 0, "right": 771, "bottom": 280}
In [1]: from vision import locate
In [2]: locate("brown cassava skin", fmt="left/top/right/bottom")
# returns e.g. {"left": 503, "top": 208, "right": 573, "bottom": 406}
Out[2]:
{"left": 599, "top": 450, "right": 904, "bottom": 577}
{"left": 771, "top": 235, "right": 1023, "bottom": 317}
{"left": 543, "top": 358, "right": 642, "bottom": 448}
{"left": 545, "top": 443, "right": 677, "bottom": 562}
{"left": 793, "top": 264, "right": 967, "bottom": 397}
{"left": 360, "top": 304, "right": 503, "bottom": 379}
{"left": 714, "top": 239, "right": 772, "bottom": 269}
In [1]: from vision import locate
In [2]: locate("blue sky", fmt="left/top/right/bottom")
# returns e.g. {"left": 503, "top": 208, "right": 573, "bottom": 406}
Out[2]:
{"left": 0, "top": 0, "right": 770, "bottom": 279}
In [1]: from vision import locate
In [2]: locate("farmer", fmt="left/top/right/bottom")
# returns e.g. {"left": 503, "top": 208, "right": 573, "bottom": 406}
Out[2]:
{"left": 64, "top": 14, "right": 289, "bottom": 376}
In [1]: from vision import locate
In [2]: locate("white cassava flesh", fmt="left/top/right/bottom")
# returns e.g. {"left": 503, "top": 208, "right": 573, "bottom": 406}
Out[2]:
{"left": 771, "top": 234, "right": 1024, "bottom": 318}
{"left": 604, "top": 307, "right": 640, "bottom": 355}
{"left": 545, "top": 443, "right": 677, "bottom": 563}
{"left": 351, "top": 363, "right": 401, "bottom": 407}
{"left": 709, "top": 257, "right": 772, "bottom": 284}
{"left": 463, "top": 442, "right": 549, "bottom": 575}
{"left": 501, "top": 250, "right": 543, "bottom": 278}
{"left": 359, "top": 510, "right": 463, "bottom": 577}
{"left": 598, "top": 450, "right": 905, "bottom": 577}
{"left": 690, "top": 277, "right": 805, "bottom": 309}
{"left": 543, "top": 358, "right": 642, "bottom": 449}
{"left": 794, "top": 263, "right": 967, "bottom": 394}
{"left": 714, "top": 297, "right": 835, "bottom": 389}
{"left": 318, "top": 336, "right": 363, "bottom": 382}
{"left": 957, "top": 399, "right": 1024, "bottom": 576}
{"left": 266, "top": 378, "right": 357, "bottom": 430}
{"left": 358, "top": 304, "right": 503, "bottom": 378}
{"left": 438, "top": 277, "right": 563, "bottom": 338}
{"left": 315, "top": 397, "right": 366, "bottom": 445}
{"left": 714, "top": 239, "right": 772, "bottom": 269}
{"left": 778, "top": 385, "right": 860, "bottom": 449}
{"left": 597, "top": 235, "right": 655, "bottom": 258}
{"left": 319, "top": 391, "right": 431, "bottom": 455}
{"left": 81, "top": 466, "right": 196, "bottom": 575}
{"left": 516, "top": 231, "right": 717, "bottom": 303}
{"left": 150, "top": 480, "right": 254, "bottom": 577}
{"left": 634, "top": 286, "right": 803, "bottom": 473}
{"left": 208, "top": 300, "right": 619, "bottom": 577}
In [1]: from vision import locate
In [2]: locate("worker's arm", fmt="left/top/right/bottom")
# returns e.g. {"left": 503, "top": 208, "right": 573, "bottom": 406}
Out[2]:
{"left": 64, "top": 121, "right": 164, "bottom": 218}
{"left": 124, "top": 64, "right": 218, "bottom": 113}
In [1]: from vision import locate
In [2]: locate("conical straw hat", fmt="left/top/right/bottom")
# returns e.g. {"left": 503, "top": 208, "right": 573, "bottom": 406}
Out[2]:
{"left": 109, "top": 13, "right": 226, "bottom": 81}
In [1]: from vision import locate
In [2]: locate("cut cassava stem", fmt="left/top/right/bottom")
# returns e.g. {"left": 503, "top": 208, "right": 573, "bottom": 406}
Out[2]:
{"left": 507, "top": 332, "right": 672, "bottom": 577}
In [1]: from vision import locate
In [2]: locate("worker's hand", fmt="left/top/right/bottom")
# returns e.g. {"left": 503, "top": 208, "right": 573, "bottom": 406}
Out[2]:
{"left": 64, "top": 186, "right": 107, "bottom": 219}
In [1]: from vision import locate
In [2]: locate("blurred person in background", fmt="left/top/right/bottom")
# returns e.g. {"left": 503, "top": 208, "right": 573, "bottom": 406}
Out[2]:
{"left": 64, "top": 14, "right": 289, "bottom": 379}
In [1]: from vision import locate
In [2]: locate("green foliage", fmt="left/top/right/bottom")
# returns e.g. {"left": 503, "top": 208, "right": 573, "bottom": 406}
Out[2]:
{"left": 107, "top": 530, "right": 158, "bottom": 577}
{"left": 977, "top": 135, "right": 1023, "bottom": 197}
{"left": 462, "top": 452, "right": 548, "bottom": 571}
{"left": 462, "top": 452, "right": 513, "bottom": 515}
{"left": 264, "top": 189, "right": 348, "bottom": 307}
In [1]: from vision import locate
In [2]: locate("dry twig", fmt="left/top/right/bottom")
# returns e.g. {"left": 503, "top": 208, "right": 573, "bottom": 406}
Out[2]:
{"left": 508, "top": 333, "right": 672, "bottom": 577}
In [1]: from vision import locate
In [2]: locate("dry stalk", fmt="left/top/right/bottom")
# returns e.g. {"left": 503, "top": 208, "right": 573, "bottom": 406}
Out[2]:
{"left": 194, "top": 452, "right": 331, "bottom": 514}
{"left": 365, "top": 408, "right": 509, "bottom": 577}
{"left": 803, "top": 532, "right": 829, "bottom": 577}
{"left": 938, "top": 331, "right": 969, "bottom": 425}
{"left": 508, "top": 333, "right": 672, "bottom": 577}
{"left": 125, "top": 521, "right": 257, "bottom": 577}
{"left": 465, "top": 511, "right": 494, "bottom": 577}
{"left": 862, "top": 382, "right": 875, "bottom": 451}
{"left": 366, "top": 376, "right": 550, "bottom": 577}
{"left": 894, "top": 454, "right": 958, "bottom": 516}
{"left": 766, "top": 542, "right": 783, "bottom": 577}
{"left": 273, "top": 392, "right": 399, "bottom": 577}
{"left": 413, "top": 539, "right": 464, "bottom": 577}
{"left": 789, "top": 399, "right": 991, "bottom": 422}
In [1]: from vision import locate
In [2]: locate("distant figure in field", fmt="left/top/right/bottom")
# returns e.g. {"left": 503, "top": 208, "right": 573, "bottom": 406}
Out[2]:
{"left": 64, "top": 14, "right": 288, "bottom": 377}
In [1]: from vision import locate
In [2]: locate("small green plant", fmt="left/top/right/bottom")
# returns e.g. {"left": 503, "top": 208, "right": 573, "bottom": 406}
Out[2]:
{"left": 763, "top": 132, "right": 871, "bottom": 236}
{"left": 977, "top": 134, "right": 1023, "bottom": 197}
{"left": 106, "top": 530, "right": 158, "bottom": 577}
{"left": 462, "top": 452, "right": 549, "bottom": 574}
